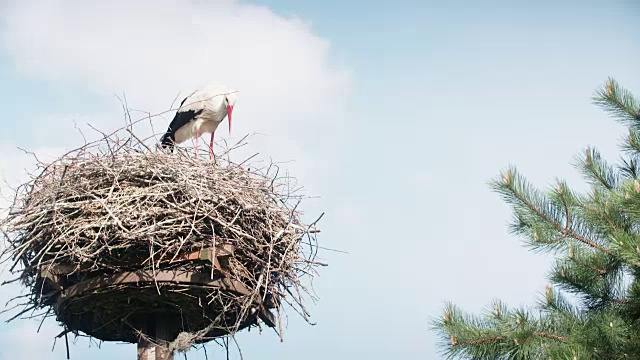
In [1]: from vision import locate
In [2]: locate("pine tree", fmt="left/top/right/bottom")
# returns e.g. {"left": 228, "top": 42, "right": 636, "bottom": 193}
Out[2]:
{"left": 433, "top": 78, "right": 640, "bottom": 359}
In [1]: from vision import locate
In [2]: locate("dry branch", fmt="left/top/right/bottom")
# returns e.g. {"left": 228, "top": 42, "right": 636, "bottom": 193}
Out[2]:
{"left": 0, "top": 123, "right": 324, "bottom": 354}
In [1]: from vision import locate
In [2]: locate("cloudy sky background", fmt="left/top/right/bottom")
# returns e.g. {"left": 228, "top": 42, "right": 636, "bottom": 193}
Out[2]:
{"left": 0, "top": 0, "right": 639, "bottom": 359}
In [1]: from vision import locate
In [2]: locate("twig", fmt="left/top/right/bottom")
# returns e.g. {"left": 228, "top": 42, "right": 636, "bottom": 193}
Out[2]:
{"left": 0, "top": 122, "right": 332, "bottom": 354}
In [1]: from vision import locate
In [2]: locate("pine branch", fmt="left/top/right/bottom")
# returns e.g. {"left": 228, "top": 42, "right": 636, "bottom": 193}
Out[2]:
{"left": 436, "top": 79, "right": 640, "bottom": 359}
{"left": 575, "top": 147, "right": 620, "bottom": 190}
{"left": 593, "top": 78, "right": 640, "bottom": 128}
{"left": 620, "top": 156, "right": 639, "bottom": 180}
{"left": 550, "top": 247, "right": 627, "bottom": 310}
{"left": 432, "top": 301, "right": 580, "bottom": 359}
{"left": 493, "top": 167, "right": 611, "bottom": 254}
{"left": 621, "top": 129, "right": 640, "bottom": 159}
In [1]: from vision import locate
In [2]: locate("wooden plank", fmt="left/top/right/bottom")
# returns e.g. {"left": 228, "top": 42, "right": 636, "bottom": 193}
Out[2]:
{"left": 170, "top": 243, "right": 235, "bottom": 273}
{"left": 57, "top": 269, "right": 252, "bottom": 303}
{"left": 42, "top": 243, "right": 235, "bottom": 277}
{"left": 38, "top": 243, "right": 237, "bottom": 301}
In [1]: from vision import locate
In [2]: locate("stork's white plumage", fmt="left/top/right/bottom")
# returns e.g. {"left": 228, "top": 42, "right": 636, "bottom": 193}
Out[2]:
{"left": 160, "top": 82, "right": 238, "bottom": 159}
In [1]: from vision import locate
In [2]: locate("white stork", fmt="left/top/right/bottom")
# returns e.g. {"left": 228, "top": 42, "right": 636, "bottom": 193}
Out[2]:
{"left": 160, "top": 82, "right": 238, "bottom": 159}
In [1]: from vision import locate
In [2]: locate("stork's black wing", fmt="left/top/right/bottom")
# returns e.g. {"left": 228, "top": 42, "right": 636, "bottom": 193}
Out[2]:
{"left": 159, "top": 109, "right": 203, "bottom": 150}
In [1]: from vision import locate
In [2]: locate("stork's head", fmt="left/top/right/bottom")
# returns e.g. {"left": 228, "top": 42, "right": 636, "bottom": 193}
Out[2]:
{"left": 224, "top": 92, "right": 238, "bottom": 133}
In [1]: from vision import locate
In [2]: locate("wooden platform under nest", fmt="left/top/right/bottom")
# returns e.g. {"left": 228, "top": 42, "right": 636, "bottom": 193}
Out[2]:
{"left": 37, "top": 243, "right": 277, "bottom": 344}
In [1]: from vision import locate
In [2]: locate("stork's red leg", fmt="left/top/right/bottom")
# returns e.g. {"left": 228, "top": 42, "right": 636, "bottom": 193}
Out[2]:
{"left": 209, "top": 131, "right": 215, "bottom": 160}
{"left": 195, "top": 129, "right": 199, "bottom": 159}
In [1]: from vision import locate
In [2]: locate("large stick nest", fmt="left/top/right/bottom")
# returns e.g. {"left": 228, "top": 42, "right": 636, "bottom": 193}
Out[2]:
{"left": 0, "top": 125, "right": 323, "bottom": 353}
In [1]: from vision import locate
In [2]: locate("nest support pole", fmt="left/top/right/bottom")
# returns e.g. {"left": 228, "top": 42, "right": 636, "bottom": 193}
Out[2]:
{"left": 138, "top": 315, "right": 174, "bottom": 360}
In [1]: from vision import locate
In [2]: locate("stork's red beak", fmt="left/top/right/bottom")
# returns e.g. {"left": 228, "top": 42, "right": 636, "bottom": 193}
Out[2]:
{"left": 227, "top": 105, "right": 234, "bottom": 133}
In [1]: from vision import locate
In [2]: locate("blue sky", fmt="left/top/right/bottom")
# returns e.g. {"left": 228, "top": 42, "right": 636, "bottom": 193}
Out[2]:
{"left": 0, "top": 1, "right": 639, "bottom": 359}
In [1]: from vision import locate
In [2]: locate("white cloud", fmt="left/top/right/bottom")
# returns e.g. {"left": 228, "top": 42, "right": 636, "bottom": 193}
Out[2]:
{"left": 0, "top": 0, "right": 350, "bottom": 356}
{"left": 0, "top": 144, "right": 67, "bottom": 212}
